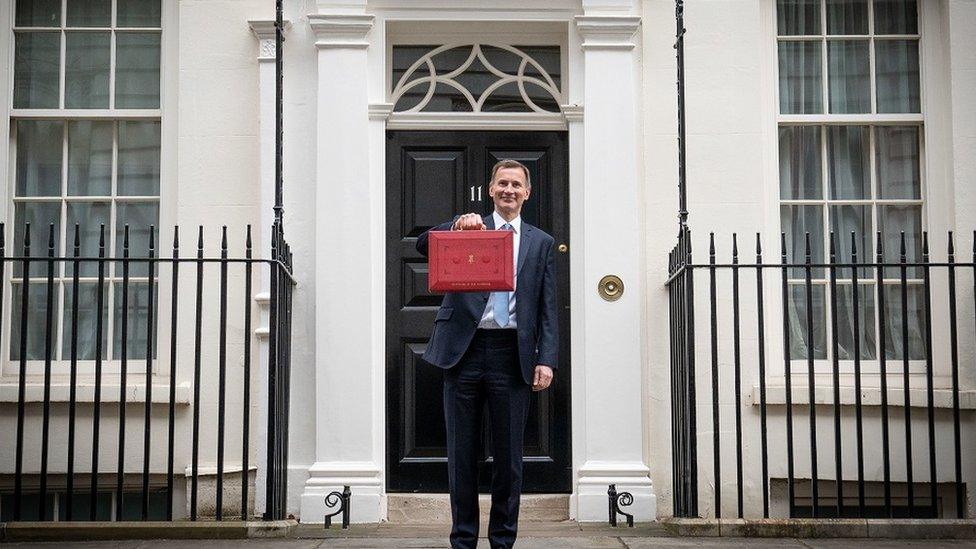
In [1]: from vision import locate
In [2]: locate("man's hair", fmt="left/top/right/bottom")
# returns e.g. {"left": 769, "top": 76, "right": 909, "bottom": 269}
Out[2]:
{"left": 490, "top": 159, "right": 531, "bottom": 189}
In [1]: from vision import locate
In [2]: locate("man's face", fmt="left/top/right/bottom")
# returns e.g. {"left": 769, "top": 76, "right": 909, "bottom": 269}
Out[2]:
{"left": 489, "top": 167, "right": 531, "bottom": 218}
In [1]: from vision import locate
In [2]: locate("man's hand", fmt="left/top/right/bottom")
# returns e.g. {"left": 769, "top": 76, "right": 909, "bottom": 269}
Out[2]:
{"left": 532, "top": 365, "right": 553, "bottom": 392}
{"left": 452, "top": 213, "right": 487, "bottom": 231}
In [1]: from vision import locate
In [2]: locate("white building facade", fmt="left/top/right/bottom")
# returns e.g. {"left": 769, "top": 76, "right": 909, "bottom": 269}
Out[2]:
{"left": 0, "top": 0, "right": 974, "bottom": 524}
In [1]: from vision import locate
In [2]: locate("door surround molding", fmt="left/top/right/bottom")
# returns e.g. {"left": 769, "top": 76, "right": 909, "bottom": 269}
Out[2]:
{"left": 303, "top": 0, "right": 655, "bottom": 524}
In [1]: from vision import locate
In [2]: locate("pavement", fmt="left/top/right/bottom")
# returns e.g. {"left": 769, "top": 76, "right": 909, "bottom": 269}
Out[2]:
{"left": 2, "top": 522, "right": 976, "bottom": 548}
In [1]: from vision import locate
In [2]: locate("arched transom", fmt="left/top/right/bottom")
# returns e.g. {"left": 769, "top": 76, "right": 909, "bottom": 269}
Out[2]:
{"left": 390, "top": 43, "right": 562, "bottom": 114}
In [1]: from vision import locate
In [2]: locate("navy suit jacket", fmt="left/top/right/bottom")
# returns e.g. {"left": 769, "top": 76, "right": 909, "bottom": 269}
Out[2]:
{"left": 416, "top": 214, "right": 558, "bottom": 385}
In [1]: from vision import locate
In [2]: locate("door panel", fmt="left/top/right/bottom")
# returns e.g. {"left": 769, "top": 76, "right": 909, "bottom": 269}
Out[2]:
{"left": 386, "top": 130, "right": 570, "bottom": 493}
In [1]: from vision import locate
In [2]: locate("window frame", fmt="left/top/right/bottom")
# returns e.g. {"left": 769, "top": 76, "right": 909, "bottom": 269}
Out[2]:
{"left": 0, "top": 0, "right": 176, "bottom": 380}
{"left": 767, "top": 0, "right": 952, "bottom": 377}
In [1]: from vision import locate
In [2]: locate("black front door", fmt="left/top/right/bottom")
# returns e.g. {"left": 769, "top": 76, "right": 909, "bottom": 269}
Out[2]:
{"left": 386, "top": 130, "right": 570, "bottom": 493}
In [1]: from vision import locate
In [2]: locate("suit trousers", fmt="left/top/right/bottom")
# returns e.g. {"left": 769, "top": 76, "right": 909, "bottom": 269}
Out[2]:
{"left": 443, "top": 329, "right": 531, "bottom": 549}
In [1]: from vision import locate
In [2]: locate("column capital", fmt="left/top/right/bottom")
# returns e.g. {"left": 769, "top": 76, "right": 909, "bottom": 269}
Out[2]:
{"left": 309, "top": 13, "right": 375, "bottom": 50}
{"left": 248, "top": 19, "right": 291, "bottom": 61}
{"left": 574, "top": 15, "right": 641, "bottom": 51}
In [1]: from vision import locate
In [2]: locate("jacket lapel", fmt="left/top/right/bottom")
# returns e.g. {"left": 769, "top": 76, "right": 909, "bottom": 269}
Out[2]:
{"left": 517, "top": 223, "right": 532, "bottom": 277}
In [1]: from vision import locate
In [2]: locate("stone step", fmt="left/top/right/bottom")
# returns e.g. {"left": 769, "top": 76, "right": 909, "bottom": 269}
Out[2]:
{"left": 386, "top": 494, "right": 570, "bottom": 524}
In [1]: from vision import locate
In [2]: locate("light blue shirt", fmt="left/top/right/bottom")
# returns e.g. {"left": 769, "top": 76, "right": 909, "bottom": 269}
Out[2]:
{"left": 478, "top": 211, "right": 520, "bottom": 329}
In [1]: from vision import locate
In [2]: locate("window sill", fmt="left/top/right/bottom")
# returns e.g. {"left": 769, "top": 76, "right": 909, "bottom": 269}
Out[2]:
{"left": 0, "top": 380, "right": 192, "bottom": 404}
{"left": 750, "top": 381, "right": 976, "bottom": 410}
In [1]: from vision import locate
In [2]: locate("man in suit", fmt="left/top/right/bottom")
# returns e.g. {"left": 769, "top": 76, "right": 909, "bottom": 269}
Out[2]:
{"left": 416, "top": 159, "right": 558, "bottom": 549}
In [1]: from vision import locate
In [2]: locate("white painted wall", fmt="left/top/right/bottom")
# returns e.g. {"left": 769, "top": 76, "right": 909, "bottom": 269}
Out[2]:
{"left": 641, "top": 0, "right": 976, "bottom": 519}
{"left": 1, "top": 0, "right": 973, "bottom": 523}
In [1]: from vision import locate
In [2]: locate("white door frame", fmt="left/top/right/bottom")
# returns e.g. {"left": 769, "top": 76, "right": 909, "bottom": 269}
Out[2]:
{"left": 304, "top": 0, "right": 654, "bottom": 523}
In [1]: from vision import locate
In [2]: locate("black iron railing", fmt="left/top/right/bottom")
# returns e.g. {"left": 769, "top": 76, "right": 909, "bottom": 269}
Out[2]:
{"left": 669, "top": 226, "right": 972, "bottom": 519}
{"left": 1, "top": 222, "right": 294, "bottom": 522}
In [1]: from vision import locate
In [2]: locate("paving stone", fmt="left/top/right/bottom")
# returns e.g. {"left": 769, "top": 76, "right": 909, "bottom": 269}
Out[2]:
{"left": 623, "top": 538, "right": 805, "bottom": 548}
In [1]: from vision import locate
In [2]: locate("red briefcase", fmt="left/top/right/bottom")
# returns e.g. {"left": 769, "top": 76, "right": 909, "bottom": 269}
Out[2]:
{"left": 428, "top": 230, "right": 514, "bottom": 292}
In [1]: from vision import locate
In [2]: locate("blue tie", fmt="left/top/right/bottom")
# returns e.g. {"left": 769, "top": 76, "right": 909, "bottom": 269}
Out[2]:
{"left": 492, "top": 223, "right": 513, "bottom": 327}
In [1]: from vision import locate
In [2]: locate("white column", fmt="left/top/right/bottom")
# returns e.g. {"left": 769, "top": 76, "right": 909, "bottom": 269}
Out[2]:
{"left": 572, "top": 13, "right": 656, "bottom": 522}
{"left": 247, "top": 18, "right": 291, "bottom": 519}
{"left": 301, "top": 9, "right": 383, "bottom": 524}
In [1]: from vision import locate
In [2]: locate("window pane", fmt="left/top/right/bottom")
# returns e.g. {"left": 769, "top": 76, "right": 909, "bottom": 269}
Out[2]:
{"left": 835, "top": 283, "right": 876, "bottom": 360}
{"left": 16, "top": 120, "right": 63, "bottom": 197}
{"left": 116, "top": 202, "right": 160, "bottom": 277}
{"left": 67, "top": 0, "right": 111, "bottom": 27}
{"left": 879, "top": 204, "right": 922, "bottom": 277}
{"left": 874, "top": 0, "right": 917, "bottom": 34}
{"left": 113, "top": 282, "right": 158, "bottom": 360}
{"left": 777, "top": 0, "right": 821, "bottom": 35}
{"left": 0, "top": 494, "right": 56, "bottom": 521}
{"left": 118, "top": 121, "right": 161, "bottom": 195}
{"left": 876, "top": 40, "right": 920, "bottom": 113}
{"left": 58, "top": 492, "right": 113, "bottom": 521}
{"left": 15, "top": 0, "right": 60, "bottom": 27}
{"left": 14, "top": 202, "right": 62, "bottom": 277}
{"left": 876, "top": 126, "right": 920, "bottom": 199}
{"left": 116, "top": 33, "right": 161, "bottom": 108}
{"left": 882, "top": 283, "right": 925, "bottom": 360}
{"left": 787, "top": 284, "right": 827, "bottom": 359}
{"left": 14, "top": 32, "right": 60, "bottom": 109}
{"left": 830, "top": 204, "right": 873, "bottom": 277}
{"left": 826, "top": 0, "right": 867, "bottom": 35}
{"left": 778, "top": 41, "right": 823, "bottom": 114}
{"left": 779, "top": 126, "right": 822, "bottom": 199}
{"left": 827, "top": 125, "right": 869, "bottom": 199}
{"left": 66, "top": 202, "right": 111, "bottom": 276}
{"left": 827, "top": 40, "right": 870, "bottom": 113}
{"left": 781, "top": 205, "right": 825, "bottom": 277}
{"left": 65, "top": 32, "right": 110, "bottom": 108}
{"left": 61, "top": 282, "right": 109, "bottom": 360}
{"left": 10, "top": 282, "right": 61, "bottom": 361}
{"left": 117, "top": 0, "right": 162, "bottom": 27}
{"left": 68, "top": 120, "right": 113, "bottom": 196}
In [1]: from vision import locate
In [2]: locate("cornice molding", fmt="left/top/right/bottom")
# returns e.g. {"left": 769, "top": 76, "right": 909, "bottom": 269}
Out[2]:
{"left": 574, "top": 15, "right": 640, "bottom": 51}
{"left": 248, "top": 19, "right": 291, "bottom": 61}
{"left": 561, "top": 104, "right": 584, "bottom": 122}
{"left": 309, "top": 13, "right": 375, "bottom": 50}
{"left": 368, "top": 103, "right": 395, "bottom": 121}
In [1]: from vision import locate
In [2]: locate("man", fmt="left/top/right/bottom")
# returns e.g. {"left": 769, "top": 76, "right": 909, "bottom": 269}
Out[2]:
{"left": 416, "top": 159, "right": 558, "bottom": 549}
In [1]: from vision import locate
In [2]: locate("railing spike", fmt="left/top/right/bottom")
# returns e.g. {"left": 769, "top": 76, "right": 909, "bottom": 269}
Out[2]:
{"left": 198, "top": 226, "right": 204, "bottom": 250}
{"left": 173, "top": 225, "right": 180, "bottom": 249}
{"left": 246, "top": 224, "right": 252, "bottom": 249}
{"left": 900, "top": 231, "right": 907, "bottom": 261}
{"left": 755, "top": 232, "right": 762, "bottom": 258}
{"left": 876, "top": 231, "right": 883, "bottom": 256}
{"left": 709, "top": 232, "right": 715, "bottom": 257}
{"left": 947, "top": 230, "right": 954, "bottom": 257}
{"left": 828, "top": 231, "right": 835, "bottom": 259}
{"left": 99, "top": 224, "right": 105, "bottom": 247}
{"left": 804, "top": 232, "right": 811, "bottom": 263}
{"left": 780, "top": 232, "right": 787, "bottom": 259}
{"left": 123, "top": 224, "right": 130, "bottom": 250}
{"left": 732, "top": 233, "right": 738, "bottom": 259}
{"left": 850, "top": 231, "right": 857, "bottom": 258}
{"left": 48, "top": 223, "right": 55, "bottom": 250}
{"left": 73, "top": 223, "right": 80, "bottom": 249}
{"left": 24, "top": 222, "right": 31, "bottom": 248}
{"left": 221, "top": 226, "right": 228, "bottom": 252}
{"left": 922, "top": 231, "right": 929, "bottom": 259}
{"left": 149, "top": 225, "right": 155, "bottom": 252}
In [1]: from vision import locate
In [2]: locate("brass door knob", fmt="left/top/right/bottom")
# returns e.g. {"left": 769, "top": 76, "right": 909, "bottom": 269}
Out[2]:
{"left": 598, "top": 275, "right": 623, "bottom": 301}
{"left": 558, "top": 244, "right": 568, "bottom": 253}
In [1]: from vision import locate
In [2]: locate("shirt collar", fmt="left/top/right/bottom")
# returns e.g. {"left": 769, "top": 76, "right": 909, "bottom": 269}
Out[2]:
{"left": 493, "top": 210, "right": 521, "bottom": 233}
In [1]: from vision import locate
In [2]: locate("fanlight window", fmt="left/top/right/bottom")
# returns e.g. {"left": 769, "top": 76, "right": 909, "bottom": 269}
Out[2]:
{"left": 391, "top": 44, "right": 562, "bottom": 113}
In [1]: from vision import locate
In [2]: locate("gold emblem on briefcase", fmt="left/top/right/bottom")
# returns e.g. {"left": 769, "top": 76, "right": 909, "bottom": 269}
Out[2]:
{"left": 468, "top": 254, "right": 475, "bottom": 264}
